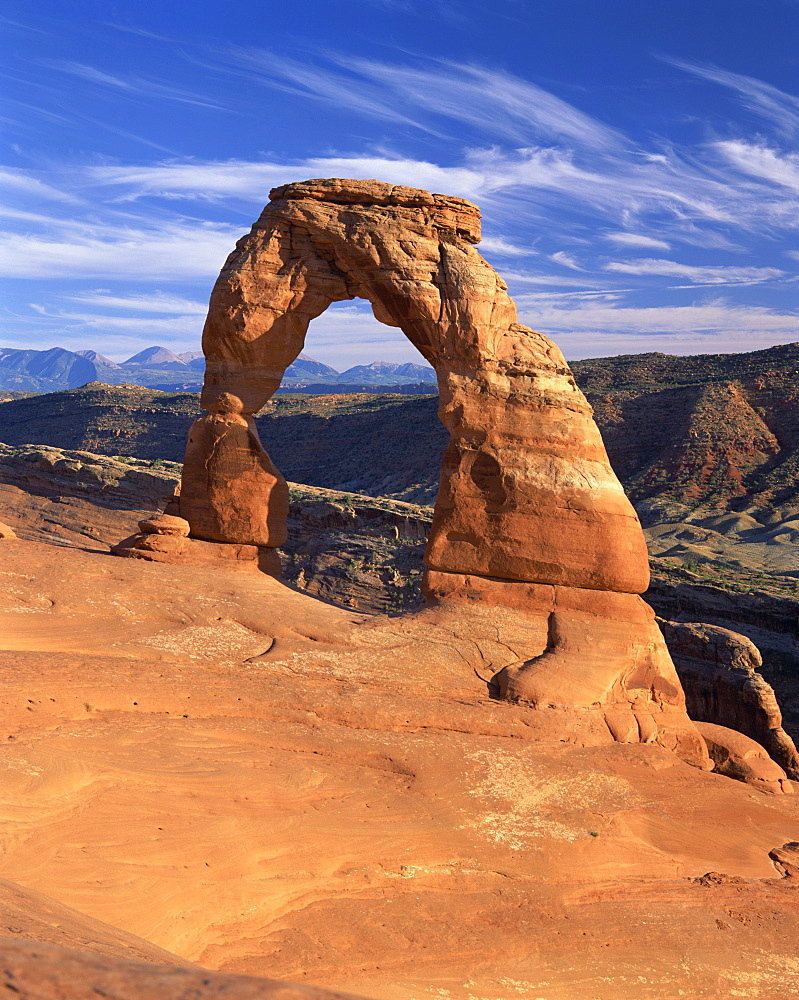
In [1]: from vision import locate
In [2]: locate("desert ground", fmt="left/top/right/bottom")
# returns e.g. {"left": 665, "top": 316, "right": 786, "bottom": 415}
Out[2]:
{"left": 1, "top": 451, "right": 799, "bottom": 1000}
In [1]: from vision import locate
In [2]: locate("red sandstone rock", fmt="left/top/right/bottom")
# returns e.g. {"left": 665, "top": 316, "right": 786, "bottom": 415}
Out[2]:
{"left": 0, "top": 939, "right": 372, "bottom": 1000}
{"left": 0, "top": 521, "right": 17, "bottom": 538}
{"left": 423, "top": 573, "right": 708, "bottom": 766}
{"left": 3, "top": 533, "right": 799, "bottom": 997}
{"left": 183, "top": 178, "right": 647, "bottom": 592}
{"left": 696, "top": 722, "right": 794, "bottom": 794}
{"left": 181, "top": 403, "right": 288, "bottom": 547}
{"left": 112, "top": 532, "right": 282, "bottom": 577}
{"left": 659, "top": 619, "right": 799, "bottom": 779}
{"left": 769, "top": 841, "right": 799, "bottom": 877}
{"left": 138, "top": 514, "right": 191, "bottom": 536}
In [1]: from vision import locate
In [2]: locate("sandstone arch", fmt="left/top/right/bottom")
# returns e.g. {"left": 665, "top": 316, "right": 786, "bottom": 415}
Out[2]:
{"left": 181, "top": 178, "right": 648, "bottom": 592}
{"left": 176, "top": 178, "right": 709, "bottom": 763}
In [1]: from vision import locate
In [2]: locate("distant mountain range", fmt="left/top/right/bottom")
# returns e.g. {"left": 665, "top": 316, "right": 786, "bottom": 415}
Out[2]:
{"left": 0, "top": 346, "right": 437, "bottom": 393}
{"left": 3, "top": 341, "right": 799, "bottom": 520}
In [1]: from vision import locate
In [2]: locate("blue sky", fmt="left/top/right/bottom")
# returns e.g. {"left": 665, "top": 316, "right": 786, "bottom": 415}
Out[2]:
{"left": 1, "top": 0, "right": 798, "bottom": 368}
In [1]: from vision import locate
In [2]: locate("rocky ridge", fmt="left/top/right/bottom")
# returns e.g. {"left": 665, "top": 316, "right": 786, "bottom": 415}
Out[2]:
{"left": 2, "top": 340, "right": 799, "bottom": 517}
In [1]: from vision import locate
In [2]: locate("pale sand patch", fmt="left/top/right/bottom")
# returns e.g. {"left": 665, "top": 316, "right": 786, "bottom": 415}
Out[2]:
{"left": 461, "top": 747, "right": 641, "bottom": 847}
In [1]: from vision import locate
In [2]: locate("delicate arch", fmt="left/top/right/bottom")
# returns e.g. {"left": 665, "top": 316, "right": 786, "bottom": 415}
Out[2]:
{"left": 180, "top": 178, "right": 649, "bottom": 595}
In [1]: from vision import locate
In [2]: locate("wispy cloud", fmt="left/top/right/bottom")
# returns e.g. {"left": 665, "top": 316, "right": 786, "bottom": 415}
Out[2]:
{"left": 88, "top": 155, "right": 489, "bottom": 203}
{"left": 479, "top": 235, "right": 534, "bottom": 256}
{"left": 0, "top": 15, "right": 52, "bottom": 35}
{"left": 58, "top": 51, "right": 799, "bottom": 245}
{"left": 5, "top": 49, "right": 799, "bottom": 365}
{"left": 502, "top": 270, "right": 599, "bottom": 288}
{"left": 604, "top": 231, "right": 671, "bottom": 251}
{"left": 550, "top": 250, "right": 584, "bottom": 270}
{"left": 188, "top": 52, "right": 799, "bottom": 238}
{"left": 515, "top": 293, "right": 799, "bottom": 358}
{"left": 332, "top": 56, "right": 625, "bottom": 150}
{"left": 81, "top": 141, "right": 788, "bottom": 238}
{"left": 0, "top": 167, "right": 78, "bottom": 203}
{"left": 0, "top": 220, "right": 240, "bottom": 279}
{"left": 102, "top": 22, "right": 172, "bottom": 41}
{"left": 213, "top": 50, "right": 441, "bottom": 137}
{"left": 715, "top": 141, "right": 799, "bottom": 194}
{"left": 45, "top": 61, "right": 229, "bottom": 111}
{"left": 216, "top": 49, "right": 624, "bottom": 150}
{"left": 29, "top": 302, "right": 202, "bottom": 335}
{"left": 605, "top": 257, "right": 786, "bottom": 285}
{"left": 66, "top": 291, "right": 208, "bottom": 314}
{"left": 664, "top": 57, "right": 799, "bottom": 138}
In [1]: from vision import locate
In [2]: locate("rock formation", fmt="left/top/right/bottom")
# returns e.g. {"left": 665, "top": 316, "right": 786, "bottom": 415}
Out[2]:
{"left": 174, "top": 178, "right": 710, "bottom": 764}
{"left": 647, "top": 578, "right": 799, "bottom": 743}
{"left": 184, "top": 178, "right": 647, "bottom": 588}
{"left": 0, "top": 939, "right": 371, "bottom": 1000}
{"left": 659, "top": 619, "right": 799, "bottom": 779}
{"left": 112, "top": 512, "right": 281, "bottom": 576}
{"left": 3, "top": 470, "right": 799, "bottom": 996}
{"left": 695, "top": 722, "right": 794, "bottom": 794}
{"left": 0, "top": 520, "right": 16, "bottom": 538}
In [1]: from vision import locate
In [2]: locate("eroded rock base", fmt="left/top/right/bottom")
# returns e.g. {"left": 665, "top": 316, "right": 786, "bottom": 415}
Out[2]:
{"left": 112, "top": 513, "right": 282, "bottom": 577}
{"left": 424, "top": 568, "right": 711, "bottom": 768}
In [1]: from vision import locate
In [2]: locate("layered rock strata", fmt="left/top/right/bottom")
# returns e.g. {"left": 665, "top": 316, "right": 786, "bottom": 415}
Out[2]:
{"left": 176, "top": 178, "right": 705, "bottom": 761}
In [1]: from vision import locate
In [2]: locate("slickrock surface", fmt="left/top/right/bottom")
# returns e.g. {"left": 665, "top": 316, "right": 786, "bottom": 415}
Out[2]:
{"left": 4, "top": 442, "right": 797, "bottom": 748}
{"left": 1, "top": 530, "right": 799, "bottom": 998}
{"left": 0, "top": 879, "right": 195, "bottom": 966}
{"left": 659, "top": 620, "right": 799, "bottom": 779}
{"left": 0, "top": 939, "right": 371, "bottom": 1000}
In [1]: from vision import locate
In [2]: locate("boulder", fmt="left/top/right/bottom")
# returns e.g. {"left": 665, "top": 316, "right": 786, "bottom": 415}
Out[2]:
{"left": 659, "top": 619, "right": 799, "bottom": 779}
{"left": 0, "top": 521, "right": 17, "bottom": 539}
{"left": 696, "top": 721, "right": 794, "bottom": 794}
{"left": 112, "top": 526, "right": 281, "bottom": 577}
{"left": 137, "top": 514, "right": 191, "bottom": 537}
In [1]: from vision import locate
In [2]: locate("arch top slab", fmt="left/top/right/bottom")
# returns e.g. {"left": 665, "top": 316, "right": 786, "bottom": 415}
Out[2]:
{"left": 266, "top": 177, "right": 483, "bottom": 242}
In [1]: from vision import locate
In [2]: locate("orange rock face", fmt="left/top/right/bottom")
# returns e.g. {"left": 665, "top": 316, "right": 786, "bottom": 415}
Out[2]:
{"left": 695, "top": 722, "right": 794, "bottom": 795}
{"left": 181, "top": 398, "right": 288, "bottom": 547}
{"left": 177, "top": 178, "right": 703, "bottom": 758}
